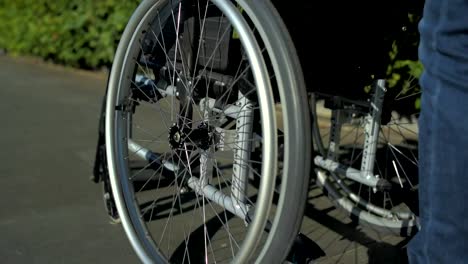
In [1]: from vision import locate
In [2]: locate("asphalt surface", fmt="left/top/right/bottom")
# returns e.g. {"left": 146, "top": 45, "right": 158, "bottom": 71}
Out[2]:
{"left": 0, "top": 55, "right": 139, "bottom": 263}
{"left": 0, "top": 55, "right": 409, "bottom": 264}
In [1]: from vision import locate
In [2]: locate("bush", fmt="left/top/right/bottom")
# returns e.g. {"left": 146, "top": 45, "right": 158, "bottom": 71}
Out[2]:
{"left": 386, "top": 12, "right": 424, "bottom": 110}
{"left": 0, "top": 0, "right": 140, "bottom": 69}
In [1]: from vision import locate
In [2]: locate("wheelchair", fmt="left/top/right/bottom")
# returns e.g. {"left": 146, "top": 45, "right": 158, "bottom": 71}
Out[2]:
{"left": 92, "top": 0, "right": 423, "bottom": 262}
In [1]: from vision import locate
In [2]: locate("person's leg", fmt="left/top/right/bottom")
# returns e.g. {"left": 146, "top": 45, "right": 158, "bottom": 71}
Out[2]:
{"left": 408, "top": 71, "right": 468, "bottom": 263}
{"left": 406, "top": 71, "right": 431, "bottom": 264}
{"left": 408, "top": 0, "right": 468, "bottom": 262}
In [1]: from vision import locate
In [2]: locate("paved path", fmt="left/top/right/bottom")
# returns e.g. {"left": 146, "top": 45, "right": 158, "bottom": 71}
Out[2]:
{"left": 0, "top": 55, "right": 408, "bottom": 264}
{"left": 0, "top": 56, "right": 138, "bottom": 263}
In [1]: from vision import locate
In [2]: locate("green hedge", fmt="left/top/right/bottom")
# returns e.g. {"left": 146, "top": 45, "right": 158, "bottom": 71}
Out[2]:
{"left": 0, "top": 0, "right": 140, "bottom": 69}
{"left": 385, "top": 12, "right": 423, "bottom": 110}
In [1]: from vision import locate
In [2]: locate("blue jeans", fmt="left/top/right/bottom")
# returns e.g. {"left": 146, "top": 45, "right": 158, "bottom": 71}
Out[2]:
{"left": 408, "top": 0, "right": 468, "bottom": 263}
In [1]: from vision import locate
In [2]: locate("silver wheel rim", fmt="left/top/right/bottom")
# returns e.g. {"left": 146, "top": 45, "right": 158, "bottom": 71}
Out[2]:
{"left": 105, "top": 0, "right": 278, "bottom": 262}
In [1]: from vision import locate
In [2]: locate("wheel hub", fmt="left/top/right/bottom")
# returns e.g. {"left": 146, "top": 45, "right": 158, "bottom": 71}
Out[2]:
{"left": 168, "top": 124, "right": 185, "bottom": 149}
{"left": 168, "top": 123, "right": 212, "bottom": 150}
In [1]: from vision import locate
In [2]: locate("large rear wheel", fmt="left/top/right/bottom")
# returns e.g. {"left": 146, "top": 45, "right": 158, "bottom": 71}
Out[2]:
{"left": 105, "top": 0, "right": 311, "bottom": 262}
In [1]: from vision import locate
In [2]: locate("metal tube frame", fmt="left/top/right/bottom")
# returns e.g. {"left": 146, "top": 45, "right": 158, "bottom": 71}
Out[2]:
{"left": 315, "top": 79, "right": 387, "bottom": 189}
